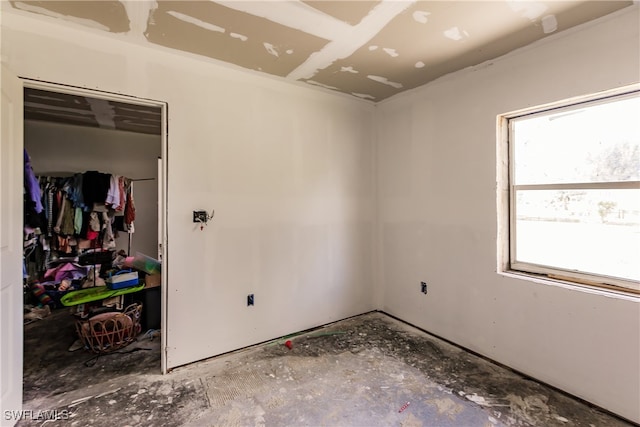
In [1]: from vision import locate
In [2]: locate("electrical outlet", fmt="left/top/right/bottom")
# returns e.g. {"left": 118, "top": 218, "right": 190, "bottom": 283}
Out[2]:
{"left": 193, "top": 210, "right": 208, "bottom": 223}
{"left": 247, "top": 294, "right": 254, "bottom": 306}
{"left": 421, "top": 282, "right": 428, "bottom": 294}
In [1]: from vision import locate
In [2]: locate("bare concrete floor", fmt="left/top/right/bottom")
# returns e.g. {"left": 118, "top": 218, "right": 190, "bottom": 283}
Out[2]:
{"left": 19, "top": 310, "right": 633, "bottom": 427}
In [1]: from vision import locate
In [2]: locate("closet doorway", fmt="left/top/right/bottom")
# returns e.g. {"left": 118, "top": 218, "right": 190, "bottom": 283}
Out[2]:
{"left": 21, "top": 80, "right": 168, "bottom": 393}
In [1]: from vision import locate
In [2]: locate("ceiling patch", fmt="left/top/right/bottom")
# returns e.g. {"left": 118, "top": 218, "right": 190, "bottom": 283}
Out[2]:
{"left": 263, "top": 43, "right": 280, "bottom": 57}
{"left": 146, "top": 1, "right": 330, "bottom": 78}
{"left": 120, "top": 120, "right": 158, "bottom": 129}
{"left": 341, "top": 66, "right": 359, "bottom": 74}
{"left": 286, "top": 0, "right": 415, "bottom": 81}
{"left": 25, "top": 110, "right": 95, "bottom": 123}
{"left": 507, "top": 0, "right": 548, "bottom": 20}
{"left": 367, "top": 75, "right": 403, "bottom": 89}
{"left": 541, "top": 15, "right": 558, "bottom": 33}
{"left": 10, "top": 1, "right": 110, "bottom": 31}
{"left": 24, "top": 89, "right": 161, "bottom": 135}
{"left": 230, "top": 32, "right": 248, "bottom": 41}
{"left": 29, "top": 93, "right": 72, "bottom": 103}
{"left": 167, "top": 10, "right": 225, "bottom": 33}
{"left": 352, "top": 93, "right": 376, "bottom": 100}
{"left": 412, "top": 11, "right": 430, "bottom": 24}
{"left": 306, "top": 81, "right": 340, "bottom": 91}
{"left": 121, "top": 1, "right": 156, "bottom": 41}
{"left": 382, "top": 48, "right": 399, "bottom": 58}
{"left": 302, "top": 1, "right": 380, "bottom": 26}
{"left": 215, "top": 0, "right": 352, "bottom": 40}
{"left": 443, "top": 27, "right": 469, "bottom": 41}
{"left": 308, "top": 0, "right": 631, "bottom": 102}
{"left": 24, "top": 102, "right": 93, "bottom": 117}
{"left": 10, "top": 1, "right": 130, "bottom": 32}
{"left": 86, "top": 98, "right": 116, "bottom": 130}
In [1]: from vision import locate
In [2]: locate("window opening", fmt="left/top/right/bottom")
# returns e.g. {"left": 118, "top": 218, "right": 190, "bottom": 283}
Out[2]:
{"left": 504, "top": 89, "right": 640, "bottom": 294}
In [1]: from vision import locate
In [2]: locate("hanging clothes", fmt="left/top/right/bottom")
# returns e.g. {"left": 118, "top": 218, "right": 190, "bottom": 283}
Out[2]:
{"left": 105, "top": 174, "right": 122, "bottom": 211}
{"left": 67, "top": 173, "right": 86, "bottom": 211}
{"left": 24, "top": 149, "right": 45, "bottom": 229}
{"left": 124, "top": 180, "right": 136, "bottom": 226}
{"left": 43, "top": 178, "right": 55, "bottom": 236}
{"left": 117, "top": 176, "right": 126, "bottom": 212}
{"left": 53, "top": 194, "right": 75, "bottom": 236}
{"left": 25, "top": 170, "right": 140, "bottom": 287}
{"left": 102, "top": 211, "right": 116, "bottom": 249}
{"left": 24, "top": 149, "right": 43, "bottom": 214}
{"left": 81, "top": 171, "right": 110, "bottom": 210}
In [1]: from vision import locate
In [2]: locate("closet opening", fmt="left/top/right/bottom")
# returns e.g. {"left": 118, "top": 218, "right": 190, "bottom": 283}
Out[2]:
{"left": 21, "top": 82, "right": 168, "bottom": 400}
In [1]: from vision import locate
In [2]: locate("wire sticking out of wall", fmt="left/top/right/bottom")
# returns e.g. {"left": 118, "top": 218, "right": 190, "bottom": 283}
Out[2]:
{"left": 193, "top": 210, "right": 214, "bottom": 231}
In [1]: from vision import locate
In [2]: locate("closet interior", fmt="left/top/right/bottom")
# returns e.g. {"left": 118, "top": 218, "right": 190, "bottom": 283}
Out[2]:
{"left": 22, "top": 86, "right": 163, "bottom": 361}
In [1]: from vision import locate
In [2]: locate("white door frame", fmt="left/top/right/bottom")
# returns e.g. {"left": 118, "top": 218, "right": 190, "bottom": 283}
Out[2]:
{"left": 21, "top": 79, "right": 170, "bottom": 374}
{"left": 1, "top": 64, "right": 25, "bottom": 427}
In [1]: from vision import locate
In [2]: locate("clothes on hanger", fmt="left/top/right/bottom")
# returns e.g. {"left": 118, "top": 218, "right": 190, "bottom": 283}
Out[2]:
{"left": 24, "top": 149, "right": 43, "bottom": 214}
{"left": 23, "top": 170, "right": 139, "bottom": 289}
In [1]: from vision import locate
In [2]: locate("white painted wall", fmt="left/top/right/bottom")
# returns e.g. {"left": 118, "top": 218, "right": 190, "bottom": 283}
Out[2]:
{"left": 375, "top": 6, "right": 640, "bottom": 423}
{"left": 1, "top": 11, "right": 376, "bottom": 369}
{"left": 24, "top": 120, "right": 160, "bottom": 257}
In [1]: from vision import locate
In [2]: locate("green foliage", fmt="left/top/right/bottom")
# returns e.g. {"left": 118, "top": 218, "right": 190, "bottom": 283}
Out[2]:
{"left": 597, "top": 201, "right": 617, "bottom": 223}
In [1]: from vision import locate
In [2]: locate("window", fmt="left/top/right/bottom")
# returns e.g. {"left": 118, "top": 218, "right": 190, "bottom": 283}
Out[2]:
{"left": 501, "top": 88, "right": 640, "bottom": 294}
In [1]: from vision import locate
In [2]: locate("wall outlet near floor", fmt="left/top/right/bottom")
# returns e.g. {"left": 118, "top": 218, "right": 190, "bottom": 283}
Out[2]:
{"left": 247, "top": 294, "right": 254, "bottom": 306}
{"left": 421, "top": 282, "right": 428, "bottom": 294}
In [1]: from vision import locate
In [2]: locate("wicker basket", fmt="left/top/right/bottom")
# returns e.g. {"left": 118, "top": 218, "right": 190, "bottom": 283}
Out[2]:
{"left": 76, "top": 303, "right": 142, "bottom": 354}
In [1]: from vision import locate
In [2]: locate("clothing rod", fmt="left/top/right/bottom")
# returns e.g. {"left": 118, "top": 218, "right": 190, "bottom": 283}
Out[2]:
{"left": 36, "top": 173, "right": 155, "bottom": 182}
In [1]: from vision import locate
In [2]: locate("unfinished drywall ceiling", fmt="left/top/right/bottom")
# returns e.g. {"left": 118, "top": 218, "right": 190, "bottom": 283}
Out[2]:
{"left": 145, "top": 1, "right": 330, "bottom": 78}
{"left": 8, "top": 1, "right": 634, "bottom": 102}
{"left": 8, "top": 0, "right": 130, "bottom": 32}
{"left": 24, "top": 88, "right": 162, "bottom": 135}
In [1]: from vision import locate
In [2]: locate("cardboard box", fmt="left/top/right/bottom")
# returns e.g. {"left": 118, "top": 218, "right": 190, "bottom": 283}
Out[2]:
{"left": 144, "top": 273, "right": 161, "bottom": 289}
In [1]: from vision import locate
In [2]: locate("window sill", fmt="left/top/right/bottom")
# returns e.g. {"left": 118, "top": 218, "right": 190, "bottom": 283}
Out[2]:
{"left": 498, "top": 270, "right": 640, "bottom": 302}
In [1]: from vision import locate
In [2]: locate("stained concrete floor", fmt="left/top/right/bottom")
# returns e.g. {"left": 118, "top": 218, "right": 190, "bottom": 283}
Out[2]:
{"left": 19, "top": 310, "right": 633, "bottom": 427}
